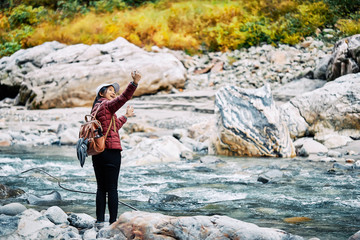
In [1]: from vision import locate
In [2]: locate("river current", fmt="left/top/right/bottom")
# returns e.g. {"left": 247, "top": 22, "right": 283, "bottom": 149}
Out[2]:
{"left": 0, "top": 145, "right": 359, "bottom": 240}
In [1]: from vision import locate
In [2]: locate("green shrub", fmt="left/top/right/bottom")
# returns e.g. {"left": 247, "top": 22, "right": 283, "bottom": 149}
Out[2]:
{"left": 2, "top": 0, "right": 93, "bottom": 10}
{"left": 122, "top": 0, "right": 157, "bottom": 7}
{"left": 280, "top": 2, "right": 329, "bottom": 37}
{"left": 8, "top": 4, "right": 46, "bottom": 28}
{"left": 203, "top": 21, "right": 246, "bottom": 51}
{"left": 90, "top": 0, "right": 126, "bottom": 13}
{"left": 19, "top": 0, "right": 60, "bottom": 9}
{"left": 240, "top": 17, "right": 273, "bottom": 47}
{"left": 336, "top": 18, "right": 360, "bottom": 36}
{"left": 0, "top": 41, "right": 21, "bottom": 56}
{"left": 323, "top": 0, "right": 360, "bottom": 18}
{"left": 267, "top": 1, "right": 330, "bottom": 45}
{"left": 57, "top": 0, "right": 89, "bottom": 19}
{"left": 0, "top": 5, "right": 43, "bottom": 57}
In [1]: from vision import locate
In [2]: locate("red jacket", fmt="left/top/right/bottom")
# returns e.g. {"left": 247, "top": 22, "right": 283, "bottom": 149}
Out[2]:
{"left": 91, "top": 82, "right": 137, "bottom": 150}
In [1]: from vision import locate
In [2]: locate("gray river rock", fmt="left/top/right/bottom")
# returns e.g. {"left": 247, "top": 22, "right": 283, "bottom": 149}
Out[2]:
{"left": 0, "top": 202, "right": 26, "bottom": 216}
{"left": 326, "top": 34, "right": 360, "bottom": 81}
{"left": 26, "top": 190, "right": 62, "bottom": 205}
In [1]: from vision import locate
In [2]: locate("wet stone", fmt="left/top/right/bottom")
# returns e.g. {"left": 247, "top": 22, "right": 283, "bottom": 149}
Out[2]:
{"left": 333, "top": 163, "right": 354, "bottom": 170}
{"left": 68, "top": 213, "right": 96, "bottom": 229}
{"left": 349, "top": 230, "right": 360, "bottom": 240}
{"left": 0, "top": 183, "right": 25, "bottom": 199}
{"left": 0, "top": 202, "right": 27, "bottom": 216}
{"left": 0, "top": 215, "right": 20, "bottom": 237}
{"left": 257, "top": 176, "right": 269, "bottom": 184}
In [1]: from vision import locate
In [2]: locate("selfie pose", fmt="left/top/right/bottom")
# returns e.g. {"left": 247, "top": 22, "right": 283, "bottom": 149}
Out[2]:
{"left": 91, "top": 70, "right": 141, "bottom": 226}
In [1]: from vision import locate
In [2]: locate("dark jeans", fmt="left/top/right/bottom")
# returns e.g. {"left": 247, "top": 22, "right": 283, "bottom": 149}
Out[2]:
{"left": 92, "top": 149, "right": 121, "bottom": 224}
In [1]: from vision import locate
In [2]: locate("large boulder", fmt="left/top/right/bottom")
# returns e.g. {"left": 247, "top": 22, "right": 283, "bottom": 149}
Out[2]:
{"left": 326, "top": 34, "right": 360, "bottom": 81}
{"left": 110, "top": 211, "right": 304, "bottom": 240}
{"left": 281, "top": 73, "right": 360, "bottom": 142}
{"left": 0, "top": 37, "right": 186, "bottom": 109}
{"left": 122, "top": 136, "right": 191, "bottom": 166}
{"left": 212, "top": 85, "right": 295, "bottom": 157}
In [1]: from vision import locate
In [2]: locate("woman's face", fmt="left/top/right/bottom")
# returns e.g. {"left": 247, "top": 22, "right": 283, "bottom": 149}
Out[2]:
{"left": 100, "top": 86, "right": 116, "bottom": 100}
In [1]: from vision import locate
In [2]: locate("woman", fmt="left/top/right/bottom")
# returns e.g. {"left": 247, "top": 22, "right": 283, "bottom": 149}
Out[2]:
{"left": 91, "top": 70, "right": 141, "bottom": 226}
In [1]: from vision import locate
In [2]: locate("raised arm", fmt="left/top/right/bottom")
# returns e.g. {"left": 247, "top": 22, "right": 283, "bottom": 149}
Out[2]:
{"left": 106, "top": 82, "right": 137, "bottom": 114}
{"left": 106, "top": 70, "right": 142, "bottom": 114}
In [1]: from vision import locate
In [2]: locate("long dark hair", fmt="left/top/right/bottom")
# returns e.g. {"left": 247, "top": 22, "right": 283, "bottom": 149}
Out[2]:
{"left": 91, "top": 86, "right": 108, "bottom": 109}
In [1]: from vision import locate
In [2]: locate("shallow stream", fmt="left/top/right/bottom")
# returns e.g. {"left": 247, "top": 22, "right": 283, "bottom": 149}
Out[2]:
{"left": 0, "top": 145, "right": 359, "bottom": 240}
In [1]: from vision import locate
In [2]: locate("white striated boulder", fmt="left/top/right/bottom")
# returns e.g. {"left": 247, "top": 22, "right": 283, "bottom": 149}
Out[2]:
{"left": 213, "top": 84, "right": 295, "bottom": 157}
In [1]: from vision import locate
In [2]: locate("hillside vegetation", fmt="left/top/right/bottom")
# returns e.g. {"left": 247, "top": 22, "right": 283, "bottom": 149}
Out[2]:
{"left": 1, "top": 0, "right": 360, "bottom": 57}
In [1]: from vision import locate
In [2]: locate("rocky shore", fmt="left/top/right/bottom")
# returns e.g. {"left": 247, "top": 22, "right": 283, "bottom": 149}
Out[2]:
{"left": 1, "top": 34, "right": 360, "bottom": 239}
{"left": 0, "top": 203, "right": 311, "bottom": 240}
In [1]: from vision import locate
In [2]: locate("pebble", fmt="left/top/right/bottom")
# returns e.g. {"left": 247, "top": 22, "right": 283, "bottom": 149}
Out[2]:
{"left": 346, "top": 159, "right": 355, "bottom": 164}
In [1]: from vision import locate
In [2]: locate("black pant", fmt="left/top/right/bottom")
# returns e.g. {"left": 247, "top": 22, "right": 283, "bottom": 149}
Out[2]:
{"left": 92, "top": 149, "right": 121, "bottom": 224}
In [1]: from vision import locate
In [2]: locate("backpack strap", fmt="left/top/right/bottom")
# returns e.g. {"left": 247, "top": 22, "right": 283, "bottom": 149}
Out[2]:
{"left": 92, "top": 101, "right": 104, "bottom": 118}
{"left": 112, "top": 116, "right": 116, "bottom": 132}
{"left": 104, "top": 117, "right": 113, "bottom": 140}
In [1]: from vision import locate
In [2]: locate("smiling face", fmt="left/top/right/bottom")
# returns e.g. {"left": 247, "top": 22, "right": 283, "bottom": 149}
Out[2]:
{"left": 99, "top": 86, "right": 116, "bottom": 100}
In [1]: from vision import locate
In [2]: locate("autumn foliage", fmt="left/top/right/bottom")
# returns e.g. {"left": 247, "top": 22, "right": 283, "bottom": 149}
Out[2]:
{"left": 1, "top": 0, "right": 360, "bottom": 57}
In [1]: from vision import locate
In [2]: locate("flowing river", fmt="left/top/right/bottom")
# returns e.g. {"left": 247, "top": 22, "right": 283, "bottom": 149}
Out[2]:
{"left": 0, "top": 145, "right": 359, "bottom": 240}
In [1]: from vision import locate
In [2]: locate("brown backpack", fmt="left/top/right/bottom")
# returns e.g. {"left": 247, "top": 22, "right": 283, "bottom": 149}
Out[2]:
{"left": 76, "top": 102, "right": 115, "bottom": 167}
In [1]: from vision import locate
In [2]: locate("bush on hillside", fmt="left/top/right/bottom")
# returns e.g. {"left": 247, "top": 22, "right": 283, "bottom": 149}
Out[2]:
{"left": 274, "top": 1, "right": 330, "bottom": 44}
{"left": 0, "top": 0, "right": 359, "bottom": 57}
{"left": 0, "top": 5, "right": 47, "bottom": 57}
{"left": 323, "top": 0, "right": 360, "bottom": 18}
{"left": 122, "top": 0, "right": 157, "bottom": 7}
{"left": 90, "top": 0, "right": 127, "bottom": 13}
{"left": 8, "top": 4, "right": 47, "bottom": 27}
{"left": 336, "top": 19, "right": 360, "bottom": 37}
{"left": 57, "top": 0, "right": 89, "bottom": 19}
